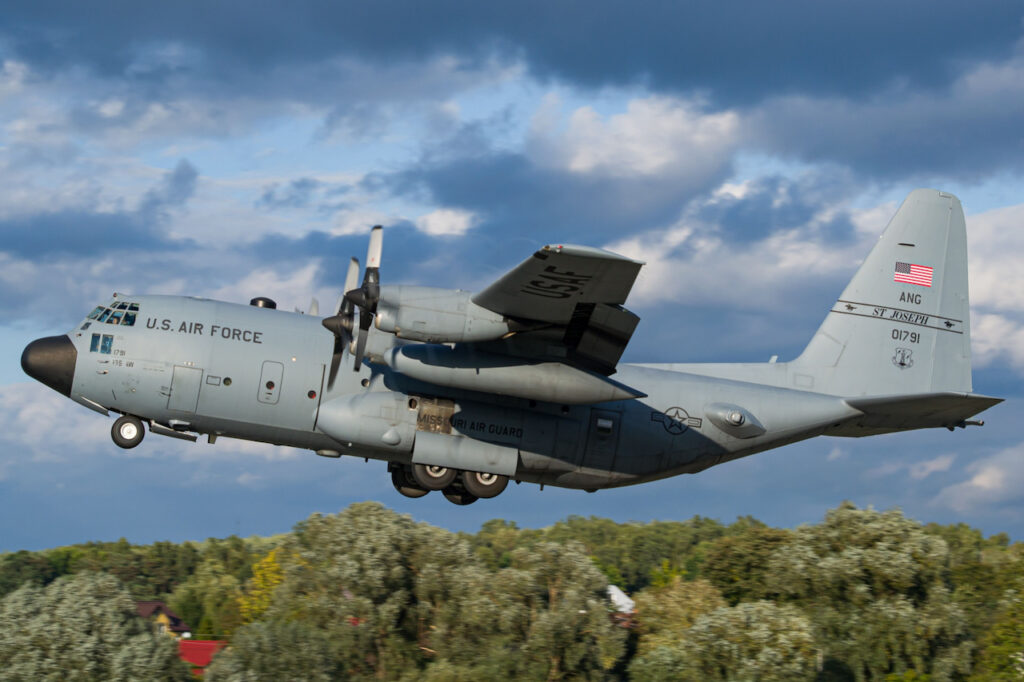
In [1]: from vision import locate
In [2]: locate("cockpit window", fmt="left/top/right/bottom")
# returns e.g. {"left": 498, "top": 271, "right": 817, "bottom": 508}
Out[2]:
{"left": 89, "top": 302, "right": 139, "bottom": 326}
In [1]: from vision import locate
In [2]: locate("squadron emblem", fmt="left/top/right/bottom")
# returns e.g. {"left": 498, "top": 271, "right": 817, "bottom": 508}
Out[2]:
{"left": 892, "top": 347, "right": 914, "bottom": 369}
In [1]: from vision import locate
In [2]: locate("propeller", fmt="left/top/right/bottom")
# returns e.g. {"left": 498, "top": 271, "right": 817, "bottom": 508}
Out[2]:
{"left": 343, "top": 225, "right": 382, "bottom": 372}
{"left": 321, "top": 257, "right": 360, "bottom": 388}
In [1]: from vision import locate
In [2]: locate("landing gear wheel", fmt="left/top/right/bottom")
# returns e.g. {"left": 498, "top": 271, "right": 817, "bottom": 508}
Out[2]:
{"left": 442, "top": 482, "right": 478, "bottom": 506}
{"left": 460, "top": 471, "right": 509, "bottom": 499}
{"left": 112, "top": 415, "right": 145, "bottom": 449}
{"left": 412, "top": 464, "right": 457, "bottom": 491}
{"left": 391, "top": 467, "right": 429, "bottom": 499}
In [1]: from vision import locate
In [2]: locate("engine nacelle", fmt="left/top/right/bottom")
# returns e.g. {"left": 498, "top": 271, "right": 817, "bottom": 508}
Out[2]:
{"left": 375, "top": 286, "right": 512, "bottom": 343}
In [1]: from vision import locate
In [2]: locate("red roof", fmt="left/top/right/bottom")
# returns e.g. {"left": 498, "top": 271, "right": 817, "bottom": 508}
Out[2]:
{"left": 179, "top": 640, "right": 225, "bottom": 668}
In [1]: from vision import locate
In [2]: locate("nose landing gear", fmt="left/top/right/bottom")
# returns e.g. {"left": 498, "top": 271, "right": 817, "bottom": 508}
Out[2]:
{"left": 111, "top": 415, "right": 145, "bottom": 449}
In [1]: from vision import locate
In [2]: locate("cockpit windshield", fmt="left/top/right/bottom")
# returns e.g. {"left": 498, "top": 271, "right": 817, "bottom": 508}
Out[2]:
{"left": 83, "top": 300, "right": 140, "bottom": 328}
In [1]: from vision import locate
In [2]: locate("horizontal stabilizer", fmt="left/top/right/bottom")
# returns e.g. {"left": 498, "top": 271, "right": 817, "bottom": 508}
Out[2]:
{"left": 828, "top": 392, "right": 1003, "bottom": 436}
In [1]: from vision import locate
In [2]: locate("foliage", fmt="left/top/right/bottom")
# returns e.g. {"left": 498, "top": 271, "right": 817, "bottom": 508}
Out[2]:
{"left": 0, "top": 572, "right": 191, "bottom": 681}
{"left": 630, "top": 600, "right": 817, "bottom": 681}
{"left": 703, "top": 525, "right": 792, "bottom": 604}
{"left": 767, "top": 502, "right": 974, "bottom": 681}
{"left": 2, "top": 501, "right": 1022, "bottom": 680}
{"left": 237, "top": 547, "right": 286, "bottom": 624}
{"left": 222, "top": 503, "right": 625, "bottom": 680}
{"left": 971, "top": 591, "right": 1024, "bottom": 680}
{"left": 168, "top": 558, "right": 243, "bottom": 638}
{"left": 632, "top": 577, "right": 726, "bottom": 655}
{"left": 206, "top": 621, "right": 338, "bottom": 681}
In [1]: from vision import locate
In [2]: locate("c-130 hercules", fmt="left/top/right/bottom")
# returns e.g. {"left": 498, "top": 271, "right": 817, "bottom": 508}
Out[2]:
{"left": 22, "top": 189, "right": 1001, "bottom": 505}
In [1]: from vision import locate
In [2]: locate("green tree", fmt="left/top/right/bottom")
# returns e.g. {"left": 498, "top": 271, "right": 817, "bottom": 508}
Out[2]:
{"left": 971, "top": 592, "right": 1024, "bottom": 681}
{"left": 630, "top": 600, "right": 817, "bottom": 681}
{"left": 0, "top": 572, "right": 190, "bottom": 681}
{"left": 767, "top": 503, "right": 972, "bottom": 681}
{"left": 169, "top": 559, "right": 243, "bottom": 638}
{"left": 703, "top": 525, "right": 792, "bottom": 604}
{"left": 633, "top": 577, "right": 726, "bottom": 655}
{"left": 502, "top": 541, "right": 626, "bottom": 680}
{"left": 0, "top": 550, "right": 58, "bottom": 596}
{"left": 206, "top": 621, "right": 338, "bottom": 681}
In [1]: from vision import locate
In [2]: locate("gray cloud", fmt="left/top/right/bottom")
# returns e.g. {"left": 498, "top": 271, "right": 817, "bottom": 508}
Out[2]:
{"left": 0, "top": 160, "right": 197, "bottom": 258}
{"left": 4, "top": 1, "right": 1021, "bottom": 106}
{"left": 257, "top": 177, "right": 324, "bottom": 210}
{"left": 749, "top": 61, "right": 1024, "bottom": 179}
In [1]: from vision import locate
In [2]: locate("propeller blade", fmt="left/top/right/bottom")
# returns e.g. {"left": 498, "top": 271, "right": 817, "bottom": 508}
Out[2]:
{"left": 346, "top": 226, "right": 382, "bottom": 372}
{"left": 324, "top": 257, "right": 363, "bottom": 388}
{"left": 327, "top": 336, "right": 344, "bottom": 389}
{"left": 352, "top": 310, "right": 372, "bottom": 371}
{"left": 366, "top": 225, "right": 382, "bottom": 269}
{"left": 342, "top": 257, "right": 359, "bottom": 311}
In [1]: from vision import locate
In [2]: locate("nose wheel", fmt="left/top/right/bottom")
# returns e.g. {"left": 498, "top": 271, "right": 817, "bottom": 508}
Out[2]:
{"left": 111, "top": 415, "right": 145, "bottom": 449}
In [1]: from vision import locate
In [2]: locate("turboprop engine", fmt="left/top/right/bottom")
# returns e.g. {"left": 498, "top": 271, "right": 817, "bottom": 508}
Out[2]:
{"left": 374, "top": 286, "right": 516, "bottom": 343}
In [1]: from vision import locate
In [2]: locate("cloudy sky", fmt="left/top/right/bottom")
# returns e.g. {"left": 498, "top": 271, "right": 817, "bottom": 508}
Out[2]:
{"left": 2, "top": 1, "right": 1023, "bottom": 551}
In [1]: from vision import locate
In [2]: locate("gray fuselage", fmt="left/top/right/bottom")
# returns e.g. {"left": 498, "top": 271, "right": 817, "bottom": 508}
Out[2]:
{"left": 63, "top": 294, "right": 858, "bottom": 490}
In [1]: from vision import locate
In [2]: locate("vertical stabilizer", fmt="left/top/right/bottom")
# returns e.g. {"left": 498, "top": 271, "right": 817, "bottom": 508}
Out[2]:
{"left": 793, "top": 189, "right": 972, "bottom": 397}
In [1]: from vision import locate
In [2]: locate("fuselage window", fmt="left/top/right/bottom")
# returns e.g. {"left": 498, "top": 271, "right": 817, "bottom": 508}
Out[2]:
{"left": 108, "top": 310, "right": 124, "bottom": 325}
{"left": 87, "top": 306, "right": 104, "bottom": 320}
{"left": 100, "top": 335, "right": 113, "bottom": 354}
{"left": 122, "top": 312, "right": 137, "bottom": 326}
{"left": 90, "top": 334, "right": 101, "bottom": 352}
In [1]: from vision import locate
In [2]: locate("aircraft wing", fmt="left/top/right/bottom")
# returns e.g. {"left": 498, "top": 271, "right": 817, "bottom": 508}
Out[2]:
{"left": 471, "top": 244, "right": 644, "bottom": 375}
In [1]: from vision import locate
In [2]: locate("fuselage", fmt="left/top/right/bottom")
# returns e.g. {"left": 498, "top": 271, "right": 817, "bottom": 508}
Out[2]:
{"left": 39, "top": 293, "right": 860, "bottom": 491}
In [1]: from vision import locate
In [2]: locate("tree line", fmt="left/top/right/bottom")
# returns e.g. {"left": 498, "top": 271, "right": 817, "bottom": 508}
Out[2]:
{"left": 0, "top": 501, "right": 1022, "bottom": 680}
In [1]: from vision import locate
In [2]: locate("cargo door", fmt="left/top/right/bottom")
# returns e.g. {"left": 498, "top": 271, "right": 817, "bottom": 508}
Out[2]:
{"left": 168, "top": 366, "right": 203, "bottom": 413}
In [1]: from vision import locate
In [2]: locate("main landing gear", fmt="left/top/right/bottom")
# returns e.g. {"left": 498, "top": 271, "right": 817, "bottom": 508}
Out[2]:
{"left": 111, "top": 415, "right": 145, "bottom": 449}
{"left": 389, "top": 464, "right": 510, "bottom": 505}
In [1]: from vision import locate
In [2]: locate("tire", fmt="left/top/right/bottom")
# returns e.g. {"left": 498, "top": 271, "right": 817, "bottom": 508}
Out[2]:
{"left": 442, "top": 483, "right": 478, "bottom": 506}
{"left": 412, "top": 463, "right": 457, "bottom": 491}
{"left": 111, "top": 415, "right": 145, "bottom": 449}
{"left": 460, "top": 471, "right": 509, "bottom": 499}
{"left": 391, "top": 467, "right": 429, "bottom": 499}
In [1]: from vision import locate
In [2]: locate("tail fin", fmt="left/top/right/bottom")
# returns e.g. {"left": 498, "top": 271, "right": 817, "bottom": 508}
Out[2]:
{"left": 793, "top": 189, "right": 972, "bottom": 397}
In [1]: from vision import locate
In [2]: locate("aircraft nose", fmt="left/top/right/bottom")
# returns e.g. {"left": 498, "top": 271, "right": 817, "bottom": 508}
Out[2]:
{"left": 21, "top": 335, "right": 77, "bottom": 396}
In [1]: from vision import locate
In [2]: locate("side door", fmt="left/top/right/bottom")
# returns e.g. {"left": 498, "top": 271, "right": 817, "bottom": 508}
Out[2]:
{"left": 581, "top": 408, "right": 621, "bottom": 471}
{"left": 168, "top": 365, "right": 204, "bottom": 413}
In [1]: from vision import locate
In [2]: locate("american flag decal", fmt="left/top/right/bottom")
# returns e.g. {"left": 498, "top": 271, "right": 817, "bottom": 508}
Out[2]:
{"left": 894, "top": 261, "right": 933, "bottom": 287}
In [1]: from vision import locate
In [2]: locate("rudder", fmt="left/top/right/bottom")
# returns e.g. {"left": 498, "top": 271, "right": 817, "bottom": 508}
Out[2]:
{"left": 793, "top": 189, "right": 973, "bottom": 397}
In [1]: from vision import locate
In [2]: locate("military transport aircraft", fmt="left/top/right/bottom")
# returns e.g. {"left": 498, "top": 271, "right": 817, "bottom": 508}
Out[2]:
{"left": 22, "top": 189, "right": 1001, "bottom": 505}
